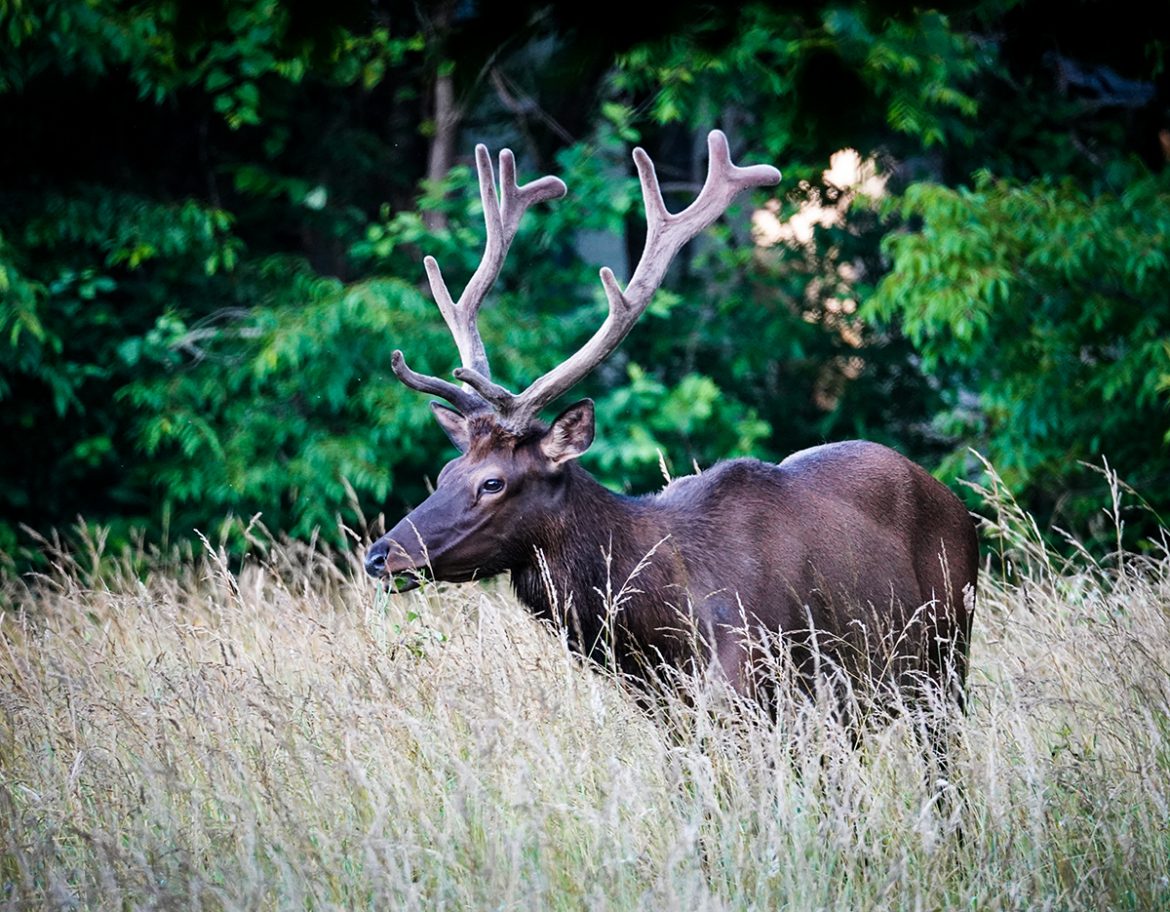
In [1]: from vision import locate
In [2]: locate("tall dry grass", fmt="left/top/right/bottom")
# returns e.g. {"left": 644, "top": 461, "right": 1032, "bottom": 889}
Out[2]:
{"left": 2, "top": 472, "right": 1169, "bottom": 910}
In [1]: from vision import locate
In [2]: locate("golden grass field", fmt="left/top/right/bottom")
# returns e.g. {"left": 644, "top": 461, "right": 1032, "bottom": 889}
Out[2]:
{"left": 2, "top": 471, "right": 1169, "bottom": 910}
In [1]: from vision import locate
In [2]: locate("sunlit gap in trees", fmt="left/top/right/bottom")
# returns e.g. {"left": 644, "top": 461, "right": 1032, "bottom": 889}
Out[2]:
{"left": 750, "top": 148, "right": 887, "bottom": 409}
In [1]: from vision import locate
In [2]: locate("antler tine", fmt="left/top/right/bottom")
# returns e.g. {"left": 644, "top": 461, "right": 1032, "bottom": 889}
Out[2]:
{"left": 499, "top": 149, "right": 568, "bottom": 242}
{"left": 421, "top": 146, "right": 499, "bottom": 381}
{"left": 625, "top": 129, "right": 782, "bottom": 305}
{"left": 510, "top": 129, "right": 781, "bottom": 421}
{"left": 424, "top": 145, "right": 567, "bottom": 383}
{"left": 397, "top": 146, "right": 566, "bottom": 415}
{"left": 390, "top": 350, "right": 485, "bottom": 416}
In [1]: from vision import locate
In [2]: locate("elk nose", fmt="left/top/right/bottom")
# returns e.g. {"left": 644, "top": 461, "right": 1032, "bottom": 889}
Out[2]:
{"left": 364, "top": 541, "right": 388, "bottom": 578}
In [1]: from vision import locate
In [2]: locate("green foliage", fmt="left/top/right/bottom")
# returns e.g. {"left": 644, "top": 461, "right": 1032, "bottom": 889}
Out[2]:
{"left": 1, "top": 0, "right": 1167, "bottom": 563}
{"left": 869, "top": 166, "right": 1170, "bottom": 531}
{"left": 0, "top": 0, "right": 416, "bottom": 112}
{"left": 603, "top": 4, "right": 991, "bottom": 479}
{"left": 0, "top": 0, "right": 433, "bottom": 558}
{"left": 592, "top": 365, "right": 771, "bottom": 484}
{"left": 612, "top": 0, "right": 1170, "bottom": 540}
{"left": 614, "top": 4, "right": 984, "bottom": 169}
{"left": 0, "top": 187, "right": 242, "bottom": 537}
{"left": 120, "top": 268, "right": 424, "bottom": 537}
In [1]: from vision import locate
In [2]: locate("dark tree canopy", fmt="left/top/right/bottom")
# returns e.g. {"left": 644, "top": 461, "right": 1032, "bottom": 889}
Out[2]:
{"left": 1, "top": 0, "right": 1167, "bottom": 565}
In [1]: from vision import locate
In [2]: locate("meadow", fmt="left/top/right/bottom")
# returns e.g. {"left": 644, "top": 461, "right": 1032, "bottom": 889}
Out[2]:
{"left": 2, "top": 472, "right": 1169, "bottom": 911}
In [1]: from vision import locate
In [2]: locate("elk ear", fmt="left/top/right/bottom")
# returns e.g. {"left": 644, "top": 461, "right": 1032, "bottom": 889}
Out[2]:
{"left": 540, "top": 399, "right": 595, "bottom": 465}
{"left": 430, "top": 402, "right": 471, "bottom": 453}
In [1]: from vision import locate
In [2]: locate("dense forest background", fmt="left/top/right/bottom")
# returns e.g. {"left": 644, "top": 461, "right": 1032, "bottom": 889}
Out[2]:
{"left": 2, "top": 0, "right": 1168, "bottom": 565}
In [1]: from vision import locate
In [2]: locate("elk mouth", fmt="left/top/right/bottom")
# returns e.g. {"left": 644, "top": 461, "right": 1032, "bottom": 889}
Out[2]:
{"left": 366, "top": 539, "right": 433, "bottom": 593}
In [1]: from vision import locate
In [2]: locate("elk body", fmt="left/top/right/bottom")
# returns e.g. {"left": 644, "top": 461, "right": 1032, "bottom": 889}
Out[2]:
{"left": 366, "top": 131, "right": 977, "bottom": 710}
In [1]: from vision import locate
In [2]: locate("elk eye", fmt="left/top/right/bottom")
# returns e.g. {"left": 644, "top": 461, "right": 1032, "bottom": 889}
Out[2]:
{"left": 480, "top": 478, "right": 505, "bottom": 495}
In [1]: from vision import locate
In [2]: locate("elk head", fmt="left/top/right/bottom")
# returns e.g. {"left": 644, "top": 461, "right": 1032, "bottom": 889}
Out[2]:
{"left": 365, "top": 131, "right": 781, "bottom": 590}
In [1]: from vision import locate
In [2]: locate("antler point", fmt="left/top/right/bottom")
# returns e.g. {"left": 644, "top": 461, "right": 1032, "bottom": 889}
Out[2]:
{"left": 707, "top": 130, "right": 731, "bottom": 161}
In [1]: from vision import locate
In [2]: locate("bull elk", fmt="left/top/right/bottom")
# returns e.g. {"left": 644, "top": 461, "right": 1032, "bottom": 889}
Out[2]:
{"left": 366, "top": 130, "right": 977, "bottom": 716}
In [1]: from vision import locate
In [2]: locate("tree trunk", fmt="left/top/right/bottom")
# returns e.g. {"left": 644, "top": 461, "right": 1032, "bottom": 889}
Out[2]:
{"left": 424, "top": 1, "right": 459, "bottom": 232}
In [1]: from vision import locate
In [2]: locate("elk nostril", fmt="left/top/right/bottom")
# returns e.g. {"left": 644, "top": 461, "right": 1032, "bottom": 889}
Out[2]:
{"left": 364, "top": 544, "right": 388, "bottom": 578}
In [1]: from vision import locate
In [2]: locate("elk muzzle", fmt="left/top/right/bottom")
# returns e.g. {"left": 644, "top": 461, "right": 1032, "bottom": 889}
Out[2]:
{"left": 364, "top": 481, "right": 496, "bottom": 590}
{"left": 363, "top": 533, "right": 431, "bottom": 591}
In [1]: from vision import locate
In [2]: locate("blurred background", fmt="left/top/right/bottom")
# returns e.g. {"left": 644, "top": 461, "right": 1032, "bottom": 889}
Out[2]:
{"left": 1, "top": 0, "right": 1168, "bottom": 566}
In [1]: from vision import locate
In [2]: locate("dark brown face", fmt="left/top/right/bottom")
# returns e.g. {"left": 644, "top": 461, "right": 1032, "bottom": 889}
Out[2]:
{"left": 364, "top": 399, "right": 594, "bottom": 590}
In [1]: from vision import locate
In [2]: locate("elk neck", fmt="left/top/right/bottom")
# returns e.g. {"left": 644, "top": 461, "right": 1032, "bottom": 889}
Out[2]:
{"left": 509, "top": 461, "right": 691, "bottom": 659}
